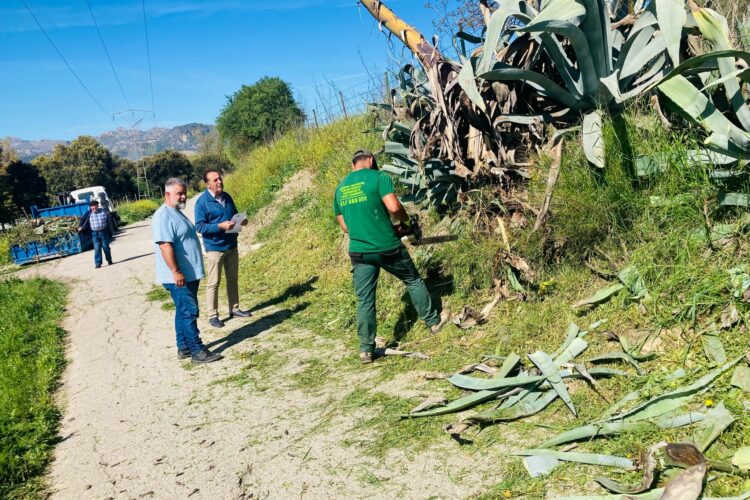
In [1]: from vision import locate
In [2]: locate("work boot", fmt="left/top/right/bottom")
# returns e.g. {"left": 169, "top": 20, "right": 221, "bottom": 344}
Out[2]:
{"left": 230, "top": 309, "right": 252, "bottom": 318}
{"left": 208, "top": 317, "right": 224, "bottom": 328}
{"left": 191, "top": 348, "right": 223, "bottom": 364}
{"left": 430, "top": 309, "right": 451, "bottom": 335}
{"left": 107, "top": 260, "right": 113, "bottom": 265}
{"left": 359, "top": 352, "right": 373, "bottom": 364}
{"left": 177, "top": 348, "right": 191, "bottom": 360}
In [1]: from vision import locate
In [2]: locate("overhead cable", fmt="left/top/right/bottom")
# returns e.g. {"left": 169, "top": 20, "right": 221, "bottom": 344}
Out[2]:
{"left": 21, "top": 0, "right": 111, "bottom": 119}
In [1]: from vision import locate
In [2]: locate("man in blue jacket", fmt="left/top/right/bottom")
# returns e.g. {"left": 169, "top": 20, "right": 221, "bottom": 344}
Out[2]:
{"left": 194, "top": 169, "right": 251, "bottom": 328}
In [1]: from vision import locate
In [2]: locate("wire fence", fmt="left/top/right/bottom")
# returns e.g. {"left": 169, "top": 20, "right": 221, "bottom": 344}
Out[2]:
{"left": 302, "top": 72, "right": 392, "bottom": 129}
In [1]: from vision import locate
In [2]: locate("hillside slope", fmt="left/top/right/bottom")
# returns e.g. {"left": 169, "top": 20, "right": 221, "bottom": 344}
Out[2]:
{"left": 224, "top": 116, "right": 750, "bottom": 498}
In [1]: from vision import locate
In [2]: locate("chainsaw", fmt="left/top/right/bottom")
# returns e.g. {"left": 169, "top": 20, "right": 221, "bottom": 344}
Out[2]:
{"left": 394, "top": 215, "right": 457, "bottom": 246}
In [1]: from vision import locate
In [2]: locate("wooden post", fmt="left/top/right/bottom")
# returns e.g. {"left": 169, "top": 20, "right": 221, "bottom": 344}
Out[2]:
{"left": 312, "top": 109, "right": 320, "bottom": 128}
{"left": 384, "top": 71, "right": 391, "bottom": 100}
{"left": 339, "top": 91, "right": 348, "bottom": 119}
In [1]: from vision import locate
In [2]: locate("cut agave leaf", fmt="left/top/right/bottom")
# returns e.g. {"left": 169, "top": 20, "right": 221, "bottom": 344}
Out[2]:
{"left": 691, "top": 402, "right": 735, "bottom": 452}
{"left": 701, "top": 325, "right": 727, "bottom": 365}
{"left": 732, "top": 447, "right": 750, "bottom": 471}
{"left": 540, "top": 421, "right": 650, "bottom": 448}
{"left": 572, "top": 283, "right": 625, "bottom": 308}
{"left": 588, "top": 351, "right": 645, "bottom": 375}
{"left": 618, "top": 266, "right": 648, "bottom": 299}
{"left": 606, "top": 356, "right": 742, "bottom": 422}
{"left": 407, "top": 353, "right": 522, "bottom": 418}
{"left": 516, "top": 449, "right": 634, "bottom": 468}
{"left": 469, "top": 390, "right": 558, "bottom": 422}
{"left": 731, "top": 365, "right": 750, "bottom": 393}
{"left": 528, "top": 350, "right": 577, "bottom": 415}
{"left": 523, "top": 454, "right": 560, "bottom": 477}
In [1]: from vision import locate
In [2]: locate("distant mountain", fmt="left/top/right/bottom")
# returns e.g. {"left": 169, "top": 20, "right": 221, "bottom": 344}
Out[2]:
{"left": 7, "top": 123, "right": 214, "bottom": 162}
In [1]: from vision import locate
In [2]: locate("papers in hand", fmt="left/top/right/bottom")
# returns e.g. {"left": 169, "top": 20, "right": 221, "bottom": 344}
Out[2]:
{"left": 226, "top": 212, "right": 247, "bottom": 234}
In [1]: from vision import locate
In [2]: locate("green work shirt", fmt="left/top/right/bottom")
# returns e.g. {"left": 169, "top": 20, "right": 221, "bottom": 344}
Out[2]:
{"left": 333, "top": 169, "right": 401, "bottom": 253}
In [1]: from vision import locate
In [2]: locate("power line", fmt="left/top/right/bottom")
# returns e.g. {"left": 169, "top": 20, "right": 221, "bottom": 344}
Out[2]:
{"left": 141, "top": 0, "right": 156, "bottom": 122}
{"left": 21, "top": 0, "right": 111, "bottom": 119}
{"left": 86, "top": 0, "right": 130, "bottom": 109}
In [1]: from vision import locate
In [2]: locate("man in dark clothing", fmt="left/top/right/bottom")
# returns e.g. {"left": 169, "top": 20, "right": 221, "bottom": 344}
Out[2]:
{"left": 78, "top": 199, "right": 113, "bottom": 268}
{"left": 194, "top": 169, "right": 252, "bottom": 328}
{"left": 333, "top": 149, "right": 449, "bottom": 364}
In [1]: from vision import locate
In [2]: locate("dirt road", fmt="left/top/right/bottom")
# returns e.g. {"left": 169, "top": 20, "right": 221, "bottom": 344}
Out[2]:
{"left": 18, "top": 205, "right": 498, "bottom": 499}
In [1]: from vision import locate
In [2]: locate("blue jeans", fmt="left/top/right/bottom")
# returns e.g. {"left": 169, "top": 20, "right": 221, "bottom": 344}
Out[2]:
{"left": 91, "top": 230, "right": 112, "bottom": 267}
{"left": 163, "top": 280, "right": 204, "bottom": 354}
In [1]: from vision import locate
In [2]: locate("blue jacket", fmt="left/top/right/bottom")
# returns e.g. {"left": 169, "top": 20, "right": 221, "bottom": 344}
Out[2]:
{"left": 194, "top": 189, "right": 239, "bottom": 252}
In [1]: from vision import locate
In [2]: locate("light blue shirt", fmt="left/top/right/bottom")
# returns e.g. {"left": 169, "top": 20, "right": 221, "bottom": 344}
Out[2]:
{"left": 151, "top": 204, "right": 205, "bottom": 284}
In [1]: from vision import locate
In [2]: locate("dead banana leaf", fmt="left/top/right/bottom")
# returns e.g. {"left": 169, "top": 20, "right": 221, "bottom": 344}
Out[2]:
{"left": 410, "top": 395, "right": 448, "bottom": 414}
{"left": 451, "top": 279, "right": 504, "bottom": 329}
{"left": 659, "top": 444, "right": 707, "bottom": 500}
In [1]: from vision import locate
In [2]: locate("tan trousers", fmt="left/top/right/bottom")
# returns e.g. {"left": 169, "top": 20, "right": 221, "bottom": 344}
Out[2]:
{"left": 205, "top": 247, "right": 239, "bottom": 319}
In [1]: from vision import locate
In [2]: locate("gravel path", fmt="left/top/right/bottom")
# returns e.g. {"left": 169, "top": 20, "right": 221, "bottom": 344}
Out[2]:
{"left": 17, "top": 201, "right": 500, "bottom": 500}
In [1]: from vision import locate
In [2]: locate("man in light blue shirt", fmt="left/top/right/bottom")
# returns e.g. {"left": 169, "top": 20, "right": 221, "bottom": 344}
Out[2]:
{"left": 152, "top": 178, "right": 222, "bottom": 364}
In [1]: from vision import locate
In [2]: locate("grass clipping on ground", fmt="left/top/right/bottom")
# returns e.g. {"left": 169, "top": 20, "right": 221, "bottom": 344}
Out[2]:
{"left": 0, "top": 278, "right": 67, "bottom": 498}
{"left": 223, "top": 113, "right": 750, "bottom": 497}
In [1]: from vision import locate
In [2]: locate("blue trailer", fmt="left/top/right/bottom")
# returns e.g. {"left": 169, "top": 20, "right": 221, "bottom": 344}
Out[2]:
{"left": 11, "top": 202, "right": 96, "bottom": 265}
{"left": 11, "top": 232, "right": 93, "bottom": 265}
{"left": 30, "top": 202, "right": 90, "bottom": 219}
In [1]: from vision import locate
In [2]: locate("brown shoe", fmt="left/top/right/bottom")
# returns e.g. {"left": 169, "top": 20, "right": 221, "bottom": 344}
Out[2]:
{"left": 430, "top": 309, "right": 451, "bottom": 334}
{"left": 359, "top": 352, "right": 373, "bottom": 364}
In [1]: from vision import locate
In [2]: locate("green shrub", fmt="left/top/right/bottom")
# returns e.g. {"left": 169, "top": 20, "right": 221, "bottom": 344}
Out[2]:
{"left": 0, "top": 278, "right": 67, "bottom": 497}
{"left": 117, "top": 199, "right": 160, "bottom": 225}
{"left": 0, "top": 234, "right": 10, "bottom": 266}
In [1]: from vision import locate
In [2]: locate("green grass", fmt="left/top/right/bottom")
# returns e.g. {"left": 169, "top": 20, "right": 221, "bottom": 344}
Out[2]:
{"left": 0, "top": 234, "right": 11, "bottom": 266}
{"left": 146, "top": 285, "right": 175, "bottom": 311}
{"left": 117, "top": 199, "right": 160, "bottom": 225}
{"left": 225, "top": 110, "right": 750, "bottom": 496}
{"left": 0, "top": 278, "right": 67, "bottom": 498}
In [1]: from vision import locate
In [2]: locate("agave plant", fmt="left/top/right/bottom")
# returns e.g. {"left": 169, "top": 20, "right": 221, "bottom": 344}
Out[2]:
{"left": 657, "top": 4, "right": 750, "bottom": 164}
{"left": 361, "top": 0, "right": 750, "bottom": 208}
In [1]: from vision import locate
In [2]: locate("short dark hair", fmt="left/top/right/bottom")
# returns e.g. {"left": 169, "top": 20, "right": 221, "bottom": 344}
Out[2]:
{"left": 89, "top": 200, "right": 99, "bottom": 206}
{"left": 203, "top": 169, "right": 222, "bottom": 183}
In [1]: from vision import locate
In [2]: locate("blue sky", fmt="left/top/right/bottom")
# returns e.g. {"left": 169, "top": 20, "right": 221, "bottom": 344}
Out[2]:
{"left": 1, "top": 1, "right": 447, "bottom": 140}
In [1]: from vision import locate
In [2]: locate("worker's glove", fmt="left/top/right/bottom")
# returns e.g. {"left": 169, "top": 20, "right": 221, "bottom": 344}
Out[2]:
{"left": 393, "top": 215, "right": 421, "bottom": 240}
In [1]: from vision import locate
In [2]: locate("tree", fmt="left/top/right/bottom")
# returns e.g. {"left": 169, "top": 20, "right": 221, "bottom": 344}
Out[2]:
{"left": 3, "top": 161, "right": 47, "bottom": 214}
{"left": 110, "top": 157, "right": 137, "bottom": 200}
{"left": 424, "top": 0, "right": 483, "bottom": 41}
{"left": 189, "top": 153, "right": 234, "bottom": 191}
{"left": 137, "top": 150, "right": 195, "bottom": 195}
{"left": 33, "top": 136, "right": 120, "bottom": 199}
{"left": 216, "top": 77, "right": 305, "bottom": 154}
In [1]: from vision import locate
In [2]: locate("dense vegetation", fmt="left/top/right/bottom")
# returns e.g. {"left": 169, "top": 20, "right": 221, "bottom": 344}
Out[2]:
{"left": 216, "top": 77, "right": 305, "bottom": 156}
{"left": 224, "top": 110, "right": 750, "bottom": 497}
{"left": 117, "top": 199, "right": 160, "bottom": 225}
{"left": 0, "top": 278, "right": 67, "bottom": 498}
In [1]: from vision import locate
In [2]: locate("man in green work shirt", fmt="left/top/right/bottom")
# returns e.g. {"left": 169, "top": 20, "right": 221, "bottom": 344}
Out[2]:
{"left": 334, "top": 149, "right": 449, "bottom": 364}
